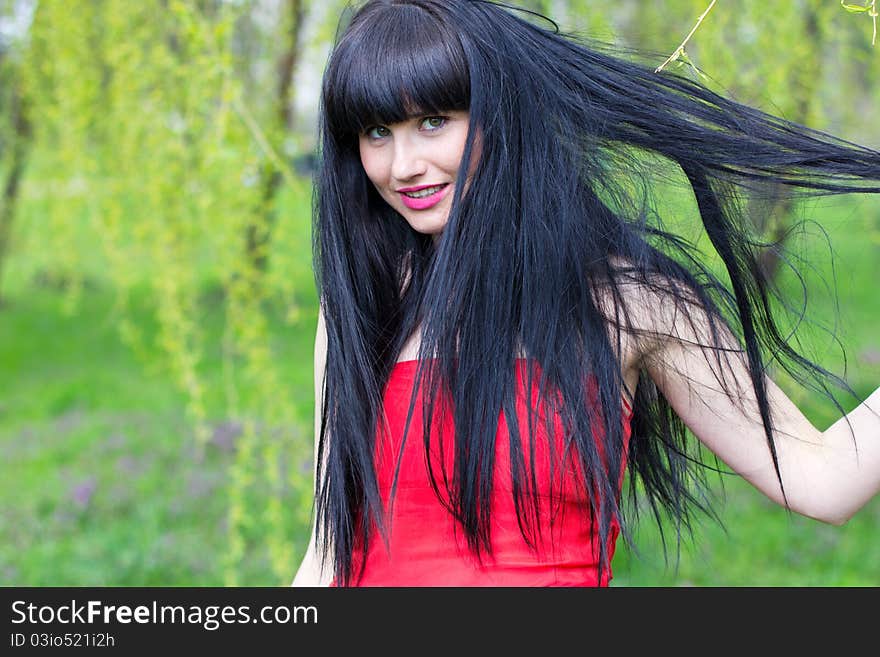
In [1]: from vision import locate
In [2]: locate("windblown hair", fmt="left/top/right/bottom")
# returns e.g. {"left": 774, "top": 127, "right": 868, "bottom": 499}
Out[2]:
{"left": 312, "top": 0, "right": 880, "bottom": 586}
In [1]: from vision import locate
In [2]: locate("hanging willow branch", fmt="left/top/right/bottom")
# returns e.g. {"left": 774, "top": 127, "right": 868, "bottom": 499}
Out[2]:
{"left": 0, "top": 48, "right": 32, "bottom": 306}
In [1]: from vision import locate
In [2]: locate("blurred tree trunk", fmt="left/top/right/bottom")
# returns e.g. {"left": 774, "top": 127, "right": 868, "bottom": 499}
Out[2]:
{"left": 0, "top": 47, "right": 32, "bottom": 306}
{"left": 749, "top": 4, "right": 824, "bottom": 281}
{"left": 245, "top": 0, "right": 305, "bottom": 275}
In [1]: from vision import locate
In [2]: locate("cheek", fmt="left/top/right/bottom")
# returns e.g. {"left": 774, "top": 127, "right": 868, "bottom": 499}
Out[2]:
{"left": 358, "top": 145, "right": 386, "bottom": 186}
{"left": 466, "top": 137, "right": 482, "bottom": 177}
{"left": 452, "top": 128, "right": 481, "bottom": 177}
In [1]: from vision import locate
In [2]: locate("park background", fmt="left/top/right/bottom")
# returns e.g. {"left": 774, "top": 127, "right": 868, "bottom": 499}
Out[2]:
{"left": 1, "top": 0, "right": 878, "bottom": 586}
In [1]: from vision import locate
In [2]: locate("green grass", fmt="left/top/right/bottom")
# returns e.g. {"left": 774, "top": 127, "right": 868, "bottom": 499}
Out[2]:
{"left": 613, "top": 475, "right": 880, "bottom": 586}
{"left": 0, "top": 282, "right": 318, "bottom": 585}
{"left": 1, "top": 186, "right": 878, "bottom": 586}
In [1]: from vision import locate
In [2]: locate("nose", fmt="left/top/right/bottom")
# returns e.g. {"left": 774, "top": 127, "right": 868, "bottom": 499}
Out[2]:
{"left": 390, "top": 134, "right": 427, "bottom": 182}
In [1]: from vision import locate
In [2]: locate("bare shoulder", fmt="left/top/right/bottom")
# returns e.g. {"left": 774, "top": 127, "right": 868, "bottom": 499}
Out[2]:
{"left": 592, "top": 257, "right": 734, "bottom": 389}
{"left": 598, "top": 257, "right": 727, "bottom": 338}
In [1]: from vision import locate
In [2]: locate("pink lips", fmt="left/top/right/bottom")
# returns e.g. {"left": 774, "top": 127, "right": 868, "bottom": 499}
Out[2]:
{"left": 398, "top": 183, "right": 450, "bottom": 210}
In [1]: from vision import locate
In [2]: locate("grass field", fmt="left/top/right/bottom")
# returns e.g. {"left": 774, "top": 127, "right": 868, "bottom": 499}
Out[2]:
{"left": 1, "top": 182, "right": 878, "bottom": 587}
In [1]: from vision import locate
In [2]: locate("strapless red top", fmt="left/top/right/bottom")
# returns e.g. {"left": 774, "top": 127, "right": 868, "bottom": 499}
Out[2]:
{"left": 335, "top": 359, "right": 632, "bottom": 587}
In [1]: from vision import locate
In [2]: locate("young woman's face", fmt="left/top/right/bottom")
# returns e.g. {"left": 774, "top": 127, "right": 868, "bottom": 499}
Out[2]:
{"left": 358, "top": 110, "right": 472, "bottom": 236}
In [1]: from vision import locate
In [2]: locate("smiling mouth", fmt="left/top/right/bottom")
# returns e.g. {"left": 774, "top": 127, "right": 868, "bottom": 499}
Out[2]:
{"left": 401, "top": 184, "right": 448, "bottom": 198}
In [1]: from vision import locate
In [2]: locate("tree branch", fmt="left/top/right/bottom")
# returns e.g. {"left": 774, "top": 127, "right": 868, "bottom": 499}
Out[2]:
{"left": 655, "top": 0, "right": 718, "bottom": 73}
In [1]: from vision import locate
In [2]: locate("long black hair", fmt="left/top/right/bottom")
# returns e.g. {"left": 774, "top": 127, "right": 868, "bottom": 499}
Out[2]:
{"left": 312, "top": 0, "right": 880, "bottom": 586}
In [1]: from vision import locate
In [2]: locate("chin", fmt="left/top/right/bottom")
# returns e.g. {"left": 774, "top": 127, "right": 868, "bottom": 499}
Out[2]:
{"left": 413, "top": 223, "right": 447, "bottom": 235}
{"left": 402, "top": 214, "right": 449, "bottom": 236}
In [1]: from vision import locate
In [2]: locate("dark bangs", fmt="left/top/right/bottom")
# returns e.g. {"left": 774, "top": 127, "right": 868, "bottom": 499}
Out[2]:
{"left": 322, "top": 1, "right": 470, "bottom": 140}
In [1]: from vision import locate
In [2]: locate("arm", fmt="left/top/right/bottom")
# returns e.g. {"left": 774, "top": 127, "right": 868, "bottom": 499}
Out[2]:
{"left": 291, "top": 304, "right": 334, "bottom": 586}
{"left": 628, "top": 283, "right": 880, "bottom": 525}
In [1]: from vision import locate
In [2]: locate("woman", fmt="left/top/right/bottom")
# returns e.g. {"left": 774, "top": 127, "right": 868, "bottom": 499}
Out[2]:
{"left": 292, "top": 0, "right": 880, "bottom": 586}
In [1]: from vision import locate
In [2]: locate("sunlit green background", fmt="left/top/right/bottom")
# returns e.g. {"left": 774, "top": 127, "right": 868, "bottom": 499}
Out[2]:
{"left": 1, "top": 0, "right": 878, "bottom": 586}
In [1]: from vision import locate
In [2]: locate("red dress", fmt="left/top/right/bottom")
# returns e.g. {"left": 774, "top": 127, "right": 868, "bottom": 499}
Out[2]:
{"left": 336, "top": 359, "right": 632, "bottom": 587}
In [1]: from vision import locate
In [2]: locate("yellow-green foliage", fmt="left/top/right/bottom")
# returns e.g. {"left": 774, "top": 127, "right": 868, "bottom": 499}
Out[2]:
{"left": 18, "top": 0, "right": 329, "bottom": 584}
